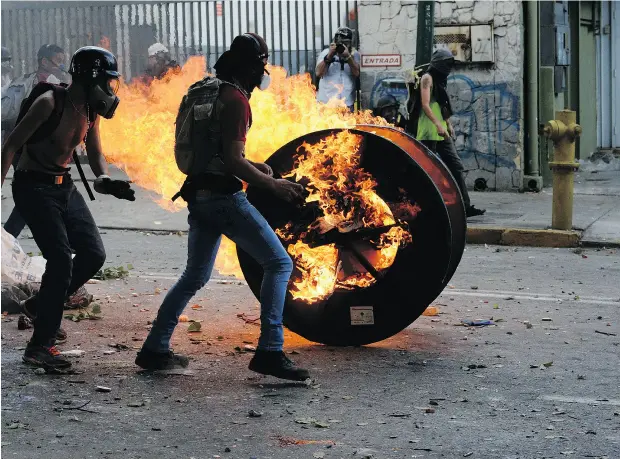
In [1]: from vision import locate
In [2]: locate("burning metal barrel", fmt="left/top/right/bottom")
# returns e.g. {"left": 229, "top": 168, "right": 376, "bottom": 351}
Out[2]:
{"left": 237, "top": 126, "right": 466, "bottom": 345}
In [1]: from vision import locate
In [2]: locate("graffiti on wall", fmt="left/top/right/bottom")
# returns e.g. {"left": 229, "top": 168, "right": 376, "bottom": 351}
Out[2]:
{"left": 447, "top": 74, "right": 520, "bottom": 172}
{"left": 368, "top": 73, "right": 521, "bottom": 175}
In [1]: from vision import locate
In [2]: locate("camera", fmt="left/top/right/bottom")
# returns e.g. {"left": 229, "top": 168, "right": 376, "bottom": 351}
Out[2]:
{"left": 335, "top": 43, "right": 345, "bottom": 54}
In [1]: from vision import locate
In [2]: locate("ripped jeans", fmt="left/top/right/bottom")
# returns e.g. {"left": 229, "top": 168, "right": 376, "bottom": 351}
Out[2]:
{"left": 142, "top": 191, "right": 293, "bottom": 352}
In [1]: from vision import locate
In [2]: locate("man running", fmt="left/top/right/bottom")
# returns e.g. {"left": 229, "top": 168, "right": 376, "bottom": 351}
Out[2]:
{"left": 1, "top": 46, "right": 135, "bottom": 370}
{"left": 135, "top": 33, "right": 310, "bottom": 381}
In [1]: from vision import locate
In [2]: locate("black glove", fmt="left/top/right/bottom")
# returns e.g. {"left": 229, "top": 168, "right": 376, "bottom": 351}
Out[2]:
{"left": 94, "top": 176, "right": 136, "bottom": 201}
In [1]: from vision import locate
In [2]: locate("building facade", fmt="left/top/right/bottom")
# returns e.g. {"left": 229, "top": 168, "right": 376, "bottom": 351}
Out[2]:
{"left": 359, "top": 0, "right": 620, "bottom": 191}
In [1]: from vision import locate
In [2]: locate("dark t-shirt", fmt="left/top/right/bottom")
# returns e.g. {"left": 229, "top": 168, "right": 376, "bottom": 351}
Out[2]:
{"left": 194, "top": 84, "right": 251, "bottom": 193}
{"left": 219, "top": 84, "right": 252, "bottom": 144}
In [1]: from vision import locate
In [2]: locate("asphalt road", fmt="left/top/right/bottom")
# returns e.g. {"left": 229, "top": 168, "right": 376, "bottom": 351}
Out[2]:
{"left": 1, "top": 231, "right": 619, "bottom": 459}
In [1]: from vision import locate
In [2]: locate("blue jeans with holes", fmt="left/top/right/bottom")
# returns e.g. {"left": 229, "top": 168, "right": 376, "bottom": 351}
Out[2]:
{"left": 143, "top": 191, "right": 293, "bottom": 353}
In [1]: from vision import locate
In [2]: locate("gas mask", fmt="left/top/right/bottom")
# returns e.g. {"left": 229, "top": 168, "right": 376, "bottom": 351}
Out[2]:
{"left": 250, "top": 62, "right": 270, "bottom": 91}
{"left": 258, "top": 73, "right": 271, "bottom": 91}
{"left": 88, "top": 77, "right": 120, "bottom": 119}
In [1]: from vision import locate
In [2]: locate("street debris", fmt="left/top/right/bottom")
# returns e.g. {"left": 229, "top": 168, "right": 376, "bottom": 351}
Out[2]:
{"left": 595, "top": 330, "right": 617, "bottom": 336}
{"left": 275, "top": 436, "right": 335, "bottom": 447}
{"left": 248, "top": 409, "right": 263, "bottom": 418}
{"left": 187, "top": 322, "right": 201, "bottom": 332}
{"left": 6, "top": 420, "right": 28, "bottom": 430}
{"left": 93, "top": 265, "right": 130, "bottom": 280}
{"left": 542, "top": 317, "right": 553, "bottom": 322}
{"left": 64, "top": 303, "right": 102, "bottom": 322}
{"left": 523, "top": 320, "right": 533, "bottom": 329}
{"left": 354, "top": 447, "right": 375, "bottom": 458}
{"left": 294, "top": 418, "right": 330, "bottom": 428}
{"left": 179, "top": 315, "right": 189, "bottom": 322}
{"left": 17, "top": 315, "right": 32, "bottom": 330}
{"left": 127, "top": 401, "right": 145, "bottom": 408}
{"left": 422, "top": 305, "right": 439, "bottom": 316}
{"left": 237, "top": 312, "right": 260, "bottom": 325}
{"left": 95, "top": 386, "right": 111, "bottom": 393}
{"left": 531, "top": 361, "right": 554, "bottom": 369}
{"left": 61, "top": 350, "right": 86, "bottom": 357}
{"left": 460, "top": 319, "right": 494, "bottom": 327}
{"left": 153, "top": 368, "right": 195, "bottom": 376}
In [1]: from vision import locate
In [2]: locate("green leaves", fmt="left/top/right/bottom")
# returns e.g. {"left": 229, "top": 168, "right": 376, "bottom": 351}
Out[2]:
{"left": 64, "top": 303, "right": 102, "bottom": 322}
{"left": 93, "top": 265, "right": 132, "bottom": 280}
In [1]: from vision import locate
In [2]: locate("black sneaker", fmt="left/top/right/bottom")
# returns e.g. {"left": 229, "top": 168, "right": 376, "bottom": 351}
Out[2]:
{"left": 466, "top": 205, "right": 486, "bottom": 218}
{"left": 20, "top": 297, "right": 68, "bottom": 345}
{"left": 135, "top": 348, "right": 190, "bottom": 370}
{"left": 22, "top": 344, "right": 71, "bottom": 370}
{"left": 248, "top": 350, "right": 310, "bottom": 381}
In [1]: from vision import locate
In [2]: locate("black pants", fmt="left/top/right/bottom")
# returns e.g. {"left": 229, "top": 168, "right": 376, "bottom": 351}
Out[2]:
{"left": 3, "top": 152, "right": 27, "bottom": 237}
{"left": 422, "top": 138, "right": 471, "bottom": 209}
{"left": 12, "top": 173, "right": 106, "bottom": 347}
{"left": 4, "top": 207, "right": 27, "bottom": 238}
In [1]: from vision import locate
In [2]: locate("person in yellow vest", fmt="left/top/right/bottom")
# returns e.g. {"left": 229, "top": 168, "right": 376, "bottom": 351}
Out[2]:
{"left": 412, "top": 49, "right": 485, "bottom": 218}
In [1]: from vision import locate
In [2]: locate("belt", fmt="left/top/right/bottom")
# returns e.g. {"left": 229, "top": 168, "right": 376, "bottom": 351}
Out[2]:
{"left": 14, "top": 170, "right": 70, "bottom": 185}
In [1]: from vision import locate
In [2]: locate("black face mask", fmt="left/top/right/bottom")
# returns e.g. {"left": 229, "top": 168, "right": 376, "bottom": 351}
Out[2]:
{"left": 88, "top": 77, "right": 120, "bottom": 119}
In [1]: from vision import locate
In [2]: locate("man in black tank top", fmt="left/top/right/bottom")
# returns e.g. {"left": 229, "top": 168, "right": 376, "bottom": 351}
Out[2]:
{"left": 0, "top": 46, "right": 135, "bottom": 371}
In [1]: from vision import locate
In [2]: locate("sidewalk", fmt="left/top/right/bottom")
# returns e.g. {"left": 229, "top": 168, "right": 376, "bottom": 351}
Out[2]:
{"left": 467, "top": 162, "right": 620, "bottom": 247}
{"left": 2, "top": 162, "right": 619, "bottom": 247}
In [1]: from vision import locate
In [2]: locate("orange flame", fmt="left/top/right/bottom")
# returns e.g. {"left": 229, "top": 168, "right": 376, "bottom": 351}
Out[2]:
{"left": 99, "top": 57, "right": 392, "bottom": 277}
{"left": 278, "top": 132, "right": 414, "bottom": 303}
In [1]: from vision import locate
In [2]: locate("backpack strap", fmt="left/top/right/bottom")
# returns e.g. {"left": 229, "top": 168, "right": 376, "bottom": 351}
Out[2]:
{"left": 15, "top": 83, "right": 69, "bottom": 173}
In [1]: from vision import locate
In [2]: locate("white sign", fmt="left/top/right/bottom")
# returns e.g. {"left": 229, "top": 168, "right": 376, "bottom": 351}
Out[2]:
{"left": 361, "top": 54, "right": 402, "bottom": 68}
{"left": 350, "top": 306, "right": 375, "bottom": 325}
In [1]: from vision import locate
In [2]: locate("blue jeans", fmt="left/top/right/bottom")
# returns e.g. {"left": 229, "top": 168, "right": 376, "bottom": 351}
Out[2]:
{"left": 143, "top": 191, "right": 293, "bottom": 353}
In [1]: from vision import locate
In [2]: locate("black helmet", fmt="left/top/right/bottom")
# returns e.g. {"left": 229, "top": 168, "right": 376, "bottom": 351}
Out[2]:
{"left": 230, "top": 33, "right": 269, "bottom": 62}
{"left": 334, "top": 27, "right": 354, "bottom": 42}
{"left": 69, "top": 46, "right": 120, "bottom": 80}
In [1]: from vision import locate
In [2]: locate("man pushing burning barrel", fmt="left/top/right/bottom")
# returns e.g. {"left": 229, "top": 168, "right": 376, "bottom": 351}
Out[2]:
{"left": 134, "top": 33, "right": 311, "bottom": 382}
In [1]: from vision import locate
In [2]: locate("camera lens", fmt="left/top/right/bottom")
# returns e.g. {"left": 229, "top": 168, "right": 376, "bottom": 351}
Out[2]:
{"left": 336, "top": 44, "right": 345, "bottom": 54}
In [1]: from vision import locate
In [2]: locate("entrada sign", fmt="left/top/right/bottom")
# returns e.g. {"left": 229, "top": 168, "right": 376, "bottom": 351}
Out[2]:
{"left": 361, "top": 54, "right": 402, "bottom": 67}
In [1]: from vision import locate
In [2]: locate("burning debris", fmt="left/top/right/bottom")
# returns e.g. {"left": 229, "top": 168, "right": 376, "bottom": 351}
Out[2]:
{"left": 275, "top": 131, "right": 418, "bottom": 303}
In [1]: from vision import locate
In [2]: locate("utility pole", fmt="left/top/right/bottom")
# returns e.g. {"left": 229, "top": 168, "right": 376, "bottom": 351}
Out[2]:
{"left": 416, "top": 1, "right": 435, "bottom": 67}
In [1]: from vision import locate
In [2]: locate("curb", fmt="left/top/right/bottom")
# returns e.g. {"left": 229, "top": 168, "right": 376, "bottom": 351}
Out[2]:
{"left": 467, "top": 226, "right": 582, "bottom": 248}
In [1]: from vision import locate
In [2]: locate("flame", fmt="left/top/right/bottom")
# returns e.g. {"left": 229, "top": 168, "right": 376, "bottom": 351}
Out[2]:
{"left": 287, "top": 241, "right": 339, "bottom": 301}
{"left": 99, "top": 57, "right": 392, "bottom": 277}
{"left": 278, "top": 131, "right": 415, "bottom": 303}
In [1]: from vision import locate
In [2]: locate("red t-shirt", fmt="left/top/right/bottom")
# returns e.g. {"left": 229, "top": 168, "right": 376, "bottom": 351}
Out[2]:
{"left": 219, "top": 84, "right": 252, "bottom": 144}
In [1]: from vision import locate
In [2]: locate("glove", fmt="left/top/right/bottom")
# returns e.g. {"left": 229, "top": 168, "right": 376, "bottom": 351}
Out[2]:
{"left": 94, "top": 175, "right": 136, "bottom": 201}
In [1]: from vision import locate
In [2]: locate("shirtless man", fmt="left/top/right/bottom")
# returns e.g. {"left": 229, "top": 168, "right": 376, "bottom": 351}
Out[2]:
{"left": 1, "top": 46, "right": 135, "bottom": 370}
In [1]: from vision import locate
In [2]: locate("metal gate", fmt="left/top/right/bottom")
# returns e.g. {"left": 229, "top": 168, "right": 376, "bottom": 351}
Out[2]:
{"left": 1, "top": 0, "right": 358, "bottom": 81}
{"left": 596, "top": 0, "right": 620, "bottom": 150}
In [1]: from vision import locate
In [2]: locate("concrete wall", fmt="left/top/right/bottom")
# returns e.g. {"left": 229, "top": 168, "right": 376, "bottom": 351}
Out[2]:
{"left": 358, "top": 0, "right": 524, "bottom": 191}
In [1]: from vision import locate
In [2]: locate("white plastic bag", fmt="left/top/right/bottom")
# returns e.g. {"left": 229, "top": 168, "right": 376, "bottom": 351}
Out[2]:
{"left": 1, "top": 227, "right": 46, "bottom": 284}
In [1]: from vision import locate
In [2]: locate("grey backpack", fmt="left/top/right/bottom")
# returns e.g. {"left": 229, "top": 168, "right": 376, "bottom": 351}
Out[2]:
{"left": 174, "top": 76, "right": 224, "bottom": 175}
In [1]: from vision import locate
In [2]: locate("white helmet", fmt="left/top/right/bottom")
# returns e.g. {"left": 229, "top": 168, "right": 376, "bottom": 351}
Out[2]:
{"left": 148, "top": 43, "right": 169, "bottom": 57}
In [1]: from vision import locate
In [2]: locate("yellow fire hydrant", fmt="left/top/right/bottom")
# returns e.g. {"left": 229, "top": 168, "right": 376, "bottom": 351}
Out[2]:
{"left": 542, "top": 110, "right": 582, "bottom": 230}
